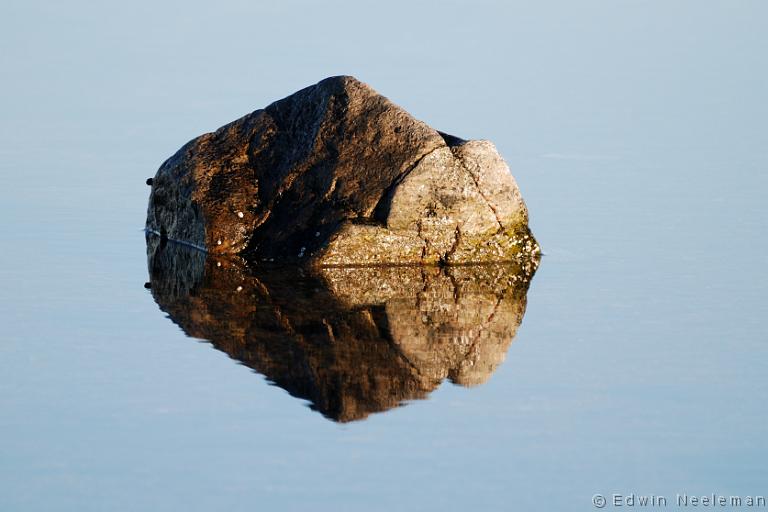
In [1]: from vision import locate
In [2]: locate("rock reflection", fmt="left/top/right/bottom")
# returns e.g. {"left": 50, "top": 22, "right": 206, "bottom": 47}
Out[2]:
{"left": 146, "top": 236, "right": 538, "bottom": 422}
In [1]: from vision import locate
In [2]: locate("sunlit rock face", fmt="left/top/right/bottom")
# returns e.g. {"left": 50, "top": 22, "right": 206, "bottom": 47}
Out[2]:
{"left": 146, "top": 75, "right": 539, "bottom": 266}
{"left": 146, "top": 237, "right": 538, "bottom": 422}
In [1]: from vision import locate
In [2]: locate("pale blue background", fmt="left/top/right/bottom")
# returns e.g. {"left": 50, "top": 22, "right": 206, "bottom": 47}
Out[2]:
{"left": 1, "top": 1, "right": 767, "bottom": 510}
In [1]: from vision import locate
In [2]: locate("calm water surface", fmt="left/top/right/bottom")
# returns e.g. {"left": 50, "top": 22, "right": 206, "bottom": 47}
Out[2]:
{"left": 1, "top": 1, "right": 767, "bottom": 511}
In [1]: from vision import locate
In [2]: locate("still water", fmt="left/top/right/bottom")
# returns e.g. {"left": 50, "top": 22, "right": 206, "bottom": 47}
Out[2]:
{"left": 1, "top": 1, "right": 767, "bottom": 511}
{"left": 147, "top": 237, "right": 537, "bottom": 423}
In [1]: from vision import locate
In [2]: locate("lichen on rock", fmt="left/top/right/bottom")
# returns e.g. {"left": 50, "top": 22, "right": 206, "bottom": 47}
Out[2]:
{"left": 146, "top": 75, "right": 539, "bottom": 266}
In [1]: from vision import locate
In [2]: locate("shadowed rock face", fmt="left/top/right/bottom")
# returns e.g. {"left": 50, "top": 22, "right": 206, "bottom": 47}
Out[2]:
{"left": 146, "top": 75, "right": 539, "bottom": 266}
{"left": 146, "top": 237, "right": 538, "bottom": 422}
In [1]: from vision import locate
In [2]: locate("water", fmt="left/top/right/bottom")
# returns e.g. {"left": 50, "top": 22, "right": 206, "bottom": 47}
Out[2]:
{"left": 2, "top": 1, "right": 767, "bottom": 510}
{"left": 146, "top": 237, "right": 538, "bottom": 422}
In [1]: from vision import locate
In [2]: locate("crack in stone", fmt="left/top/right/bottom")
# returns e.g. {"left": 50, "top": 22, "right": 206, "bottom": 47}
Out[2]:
{"left": 451, "top": 284, "right": 506, "bottom": 375}
{"left": 440, "top": 225, "right": 462, "bottom": 266}
{"left": 455, "top": 153, "right": 505, "bottom": 232}
{"left": 416, "top": 218, "right": 428, "bottom": 263}
{"left": 322, "top": 318, "right": 337, "bottom": 344}
{"left": 445, "top": 267, "right": 461, "bottom": 305}
{"left": 485, "top": 294, "right": 504, "bottom": 323}
{"left": 370, "top": 143, "right": 445, "bottom": 221}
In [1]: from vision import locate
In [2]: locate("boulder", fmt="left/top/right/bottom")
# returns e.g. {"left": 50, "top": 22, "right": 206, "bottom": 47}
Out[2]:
{"left": 146, "top": 76, "right": 539, "bottom": 266}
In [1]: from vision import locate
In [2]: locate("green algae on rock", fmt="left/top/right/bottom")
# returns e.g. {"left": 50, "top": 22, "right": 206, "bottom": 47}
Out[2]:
{"left": 146, "top": 76, "right": 539, "bottom": 266}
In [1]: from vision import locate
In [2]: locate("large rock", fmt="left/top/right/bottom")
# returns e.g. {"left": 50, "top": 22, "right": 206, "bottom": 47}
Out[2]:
{"left": 146, "top": 238, "right": 537, "bottom": 422}
{"left": 146, "top": 76, "right": 539, "bottom": 266}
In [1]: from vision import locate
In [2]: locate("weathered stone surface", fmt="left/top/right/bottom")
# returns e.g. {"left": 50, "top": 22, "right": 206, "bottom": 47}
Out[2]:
{"left": 146, "top": 238, "right": 538, "bottom": 422}
{"left": 146, "top": 76, "right": 539, "bottom": 266}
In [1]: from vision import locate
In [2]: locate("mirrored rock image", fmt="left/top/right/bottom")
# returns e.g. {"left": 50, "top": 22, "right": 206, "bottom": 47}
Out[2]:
{"left": 146, "top": 235, "right": 538, "bottom": 422}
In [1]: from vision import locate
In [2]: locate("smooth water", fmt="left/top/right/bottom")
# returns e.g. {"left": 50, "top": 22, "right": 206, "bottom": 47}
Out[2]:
{"left": 2, "top": 1, "right": 767, "bottom": 510}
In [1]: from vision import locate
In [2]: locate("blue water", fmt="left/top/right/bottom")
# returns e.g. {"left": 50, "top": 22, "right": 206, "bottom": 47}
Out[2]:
{"left": 1, "top": 1, "right": 767, "bottom": 510}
